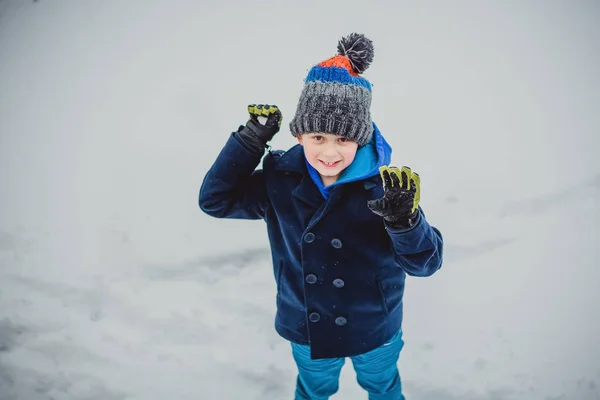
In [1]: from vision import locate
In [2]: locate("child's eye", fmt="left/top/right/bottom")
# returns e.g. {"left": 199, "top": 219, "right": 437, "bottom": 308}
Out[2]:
{"left": 313, "top": 135, "right": 323, "bottom": 141}
{"left": 338, "top": 138, "right": 347, "bottom": 143}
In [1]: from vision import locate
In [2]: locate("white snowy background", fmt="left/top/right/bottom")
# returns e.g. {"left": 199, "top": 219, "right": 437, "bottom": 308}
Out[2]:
{"left": 1, "top": 1, "right": 599, "bottom": 399}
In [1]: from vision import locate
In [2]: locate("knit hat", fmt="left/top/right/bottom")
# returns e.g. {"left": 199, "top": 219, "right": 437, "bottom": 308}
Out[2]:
{"left": 289, "top": 33, "right": 375, "bottom": 147}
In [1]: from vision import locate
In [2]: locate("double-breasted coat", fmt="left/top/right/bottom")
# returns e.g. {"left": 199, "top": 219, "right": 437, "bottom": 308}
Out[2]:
{"left": 199, "top": 130, "right": 444, "bottom": 359}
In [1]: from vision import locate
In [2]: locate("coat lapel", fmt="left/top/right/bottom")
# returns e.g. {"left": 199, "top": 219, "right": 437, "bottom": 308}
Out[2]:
{"left": 305, "top": 184, "right": 346, "bottom": 231}
{"left": 274, "top": 145, "right": 382, "bottom": 227}
{"left": 309, "top": 174, "right": 382, "bottom": 229}
{"left": 274, "top": 145, "right": 324, "bottom": 209}
{"left": 292, "top": 177, "right": 324, "bottom": 209}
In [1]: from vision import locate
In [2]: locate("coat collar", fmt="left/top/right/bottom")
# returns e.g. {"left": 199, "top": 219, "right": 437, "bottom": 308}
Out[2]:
{"left": 274, "top": 144, "right": 307, "bottom": 175}
{"left": 272, "top": 144, "right": 322, "bottom": 208}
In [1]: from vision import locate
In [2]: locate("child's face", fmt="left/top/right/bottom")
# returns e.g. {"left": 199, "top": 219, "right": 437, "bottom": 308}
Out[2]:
{"left": 297, "top": 133, "right": 359, "bottom": 185}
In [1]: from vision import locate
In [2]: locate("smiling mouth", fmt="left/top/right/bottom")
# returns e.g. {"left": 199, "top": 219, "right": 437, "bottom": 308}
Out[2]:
{"left": 319, "top": 160, "right": 341, "bottom": 168}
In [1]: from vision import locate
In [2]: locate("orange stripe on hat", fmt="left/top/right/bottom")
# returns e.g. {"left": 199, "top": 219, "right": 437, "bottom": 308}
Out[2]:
{"left": 317, "top": 55, "right": 360, "bottom": 77}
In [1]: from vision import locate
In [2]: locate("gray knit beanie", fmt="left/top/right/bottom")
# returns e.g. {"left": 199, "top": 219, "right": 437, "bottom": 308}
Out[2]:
{"left": 289, "top": 33, "right": 375, "bottom": 147}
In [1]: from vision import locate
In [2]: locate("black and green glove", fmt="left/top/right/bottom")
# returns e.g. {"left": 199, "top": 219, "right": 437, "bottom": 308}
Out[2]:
{"left": 367, "top": 166, "right": 421, "bottom": 229}
{"left": 236, "top": 104, "right": 282, "bottom": 154}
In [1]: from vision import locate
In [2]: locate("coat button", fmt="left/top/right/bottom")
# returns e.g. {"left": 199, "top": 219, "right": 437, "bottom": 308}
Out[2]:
{"left": 335, "top": 317, "right": 347, "bottom": 326}
{"left": 331, "top": 238, "right": 342, "bottom": 248}
{"left": 309, "top": 312, "right": 321, "bottom": 323}
{"left": 333, "top": 278, "right": 345, "bottom": 288}
{"left": 304, "top": 233, "right": 315, "bottom": 243}
{"left": 305, "top": 274, "right": 317, "bottom": 284}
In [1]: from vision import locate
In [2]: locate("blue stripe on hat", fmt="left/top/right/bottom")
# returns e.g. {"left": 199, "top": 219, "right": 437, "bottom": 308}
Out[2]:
{"left": 305, "top": 66, "right": 372, "bottom": 91}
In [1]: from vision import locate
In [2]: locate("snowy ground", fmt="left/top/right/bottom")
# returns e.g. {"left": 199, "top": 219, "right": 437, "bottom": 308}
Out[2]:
{"left": 1, "top": 1, "right": 599, "bottom": 399}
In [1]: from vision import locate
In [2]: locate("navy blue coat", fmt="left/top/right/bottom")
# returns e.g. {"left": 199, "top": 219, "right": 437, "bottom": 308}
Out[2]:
{"left": 199, "top": 132, "right": 444, "bottom": 359}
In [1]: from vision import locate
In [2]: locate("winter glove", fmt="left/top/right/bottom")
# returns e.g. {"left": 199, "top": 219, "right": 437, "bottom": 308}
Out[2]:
{"left": 236, "top": 104, "right": 282, "bottom": 155}
{"left": 367, "top": 166, "right": 421, "bottom": 229}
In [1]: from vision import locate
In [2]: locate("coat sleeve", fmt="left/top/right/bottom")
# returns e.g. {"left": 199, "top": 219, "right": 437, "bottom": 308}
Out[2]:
{"left": 385, "top": 208, "right": 444, "bottom": 277}
{"left": 198, "top": 132, "right": 270, "bottom": 220}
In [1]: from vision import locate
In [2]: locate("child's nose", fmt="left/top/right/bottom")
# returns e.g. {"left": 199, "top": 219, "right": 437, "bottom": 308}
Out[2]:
{"left": 321, "top": 144, "right": 339, "bottom": 157}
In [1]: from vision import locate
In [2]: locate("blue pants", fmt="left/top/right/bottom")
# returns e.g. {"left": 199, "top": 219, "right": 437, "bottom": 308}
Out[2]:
{"left": 291, "top": 330, "right": 405, "bottom": 400}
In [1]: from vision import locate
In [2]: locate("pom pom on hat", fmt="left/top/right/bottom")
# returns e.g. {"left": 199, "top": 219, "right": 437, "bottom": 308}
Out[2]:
{"left": 337, "top": 33, "right": 374, "bottom": 74}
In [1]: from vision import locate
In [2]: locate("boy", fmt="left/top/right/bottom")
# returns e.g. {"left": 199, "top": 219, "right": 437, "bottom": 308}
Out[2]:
{"left": 199, "top": 33, "right": 443, "bottom": 400}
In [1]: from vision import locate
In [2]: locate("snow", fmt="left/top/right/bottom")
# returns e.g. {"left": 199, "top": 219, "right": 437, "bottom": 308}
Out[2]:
{"left": 1, "top": 1, "right": 599, "bottom": 399}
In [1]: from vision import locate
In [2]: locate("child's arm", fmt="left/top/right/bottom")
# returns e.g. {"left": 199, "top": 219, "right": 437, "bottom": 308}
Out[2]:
{"left": 385, "top": 209, "right": 444, "bottom": 277}
{"left": 198, "top": 104, "right": 282, "bottom": 220}
{"left": 368, "top": 166, "right": 444, "bottom": 277}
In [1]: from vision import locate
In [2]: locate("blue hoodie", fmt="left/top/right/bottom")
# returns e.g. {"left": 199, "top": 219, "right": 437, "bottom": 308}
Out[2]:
{"left": 305, "top": 122, "right": 392, "bottom": 199}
